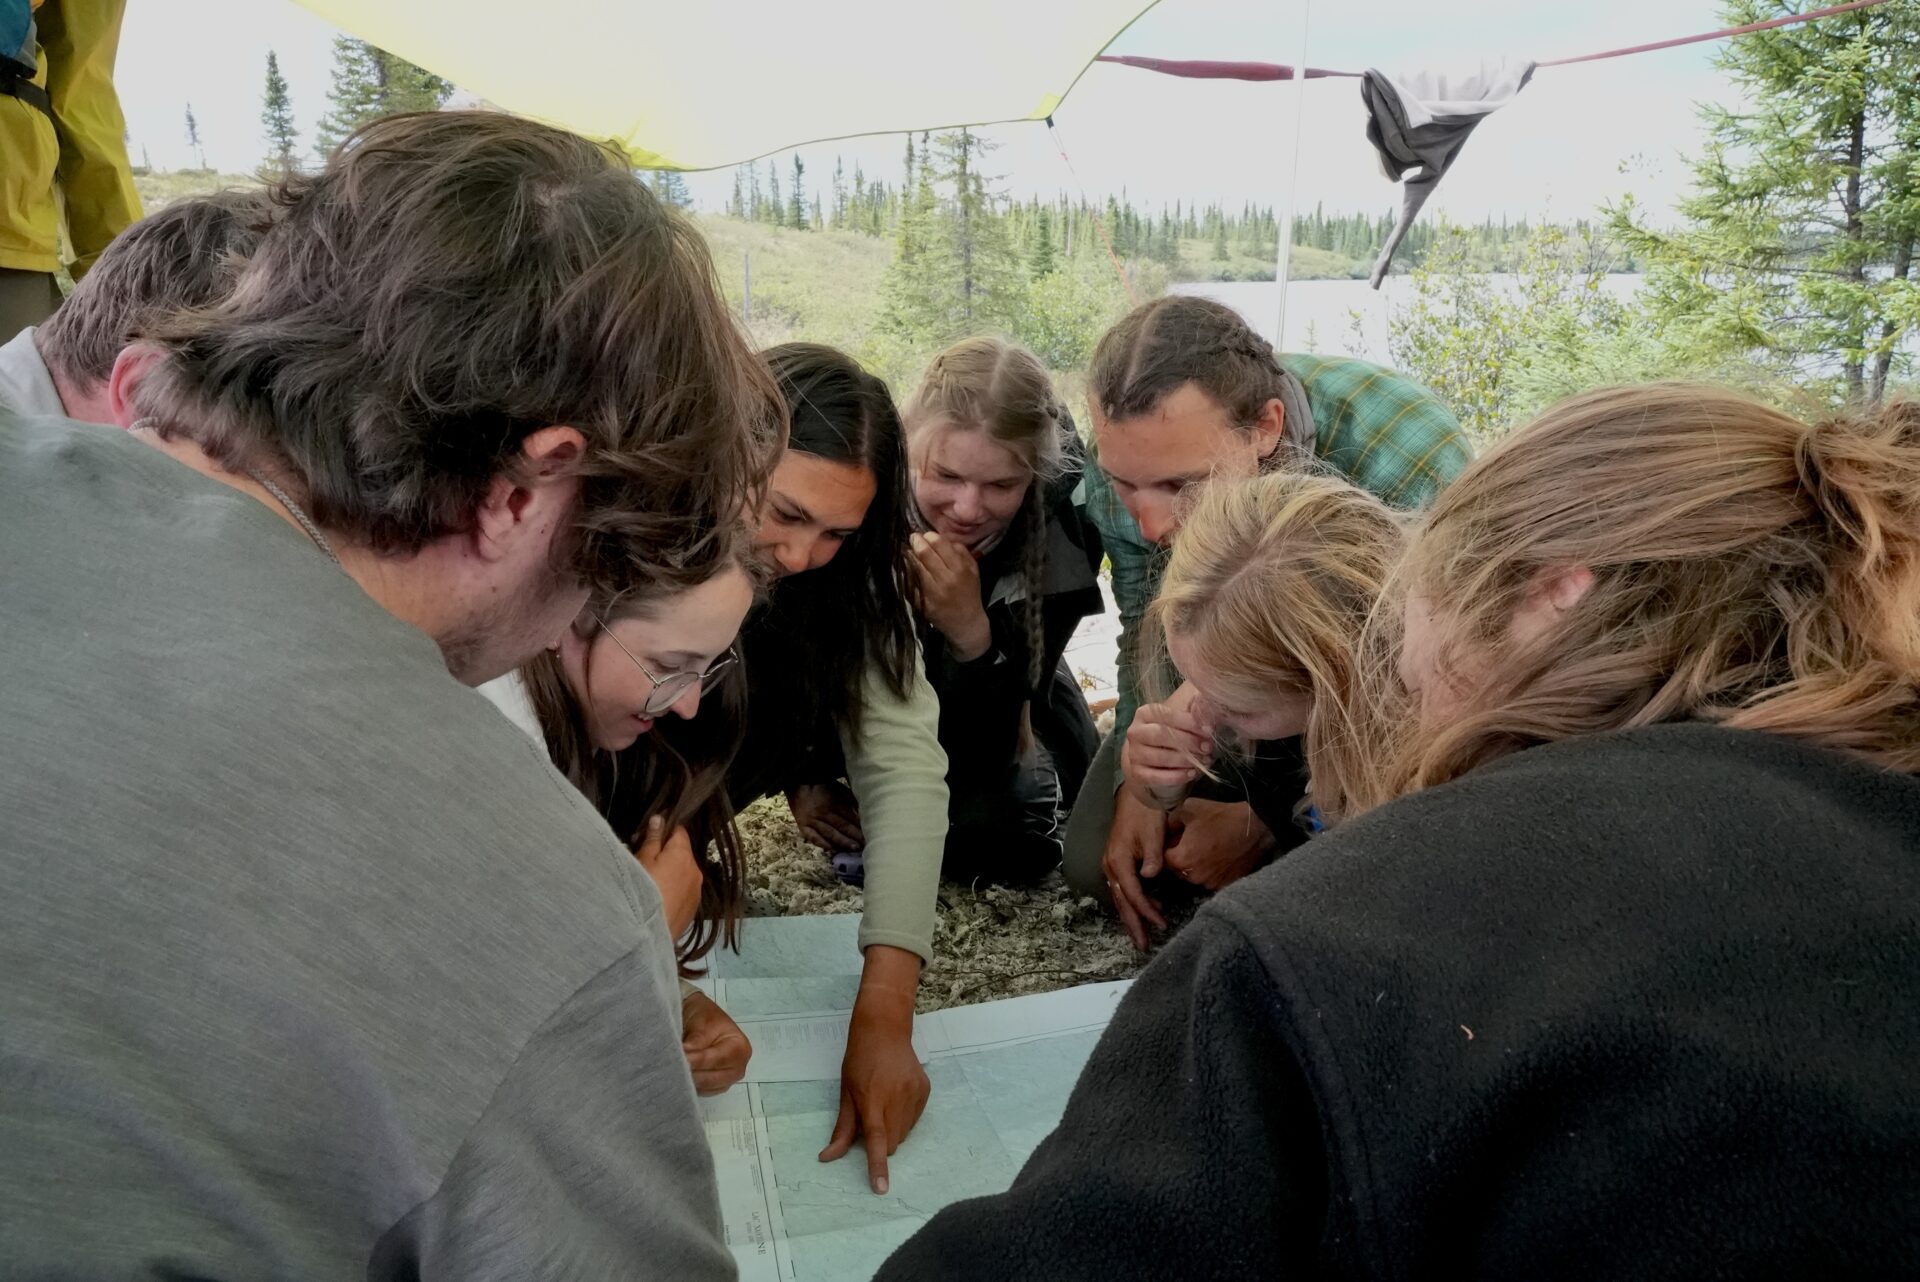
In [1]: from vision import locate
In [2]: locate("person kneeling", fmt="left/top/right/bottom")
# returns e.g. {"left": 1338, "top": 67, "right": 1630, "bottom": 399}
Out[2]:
{"left": 1101, "top": 471, "right": 1402, "bottom": 947}
{"left": 903, "top": 337, "right": 1106, "bottom": 885}
{"left": 878, "top": 386, "right": 1920, "bottom": 1279}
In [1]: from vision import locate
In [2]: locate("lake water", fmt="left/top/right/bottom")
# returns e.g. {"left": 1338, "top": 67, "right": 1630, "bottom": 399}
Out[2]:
{"left": 1174, "top": 274, "right": 1648, "bottom": 366}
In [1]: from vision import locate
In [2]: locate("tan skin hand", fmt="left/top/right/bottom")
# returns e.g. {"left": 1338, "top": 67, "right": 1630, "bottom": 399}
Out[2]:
{"left": 682, "top": 989, "right": 753, "bottom": 1096}
{"left": 1121, "top": 684, "right": 1215, "bottom": 810}
{"left": 634, "top": 816, "right": 701, "bottom": 941}
{"left": 785, "top": 781, "right": 866, "bottom": 853}
{"left": 1101, "top": 788, "right": 1172, "bottom": 952}
{"left": 821, "top": 944, "right": 929, "bottom": 1195}
{"left": 908, "top": 532, "right": 992, "bottom": 661}
{"left": 1163, "top": 797, "right": 1277, "bottom": 892}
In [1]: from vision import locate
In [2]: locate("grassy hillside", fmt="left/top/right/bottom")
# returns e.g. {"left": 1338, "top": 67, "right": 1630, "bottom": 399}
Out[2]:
{"left": 115, "top": 175, "right": 1130, "bottom": 399}
{"left": 696, "top": 216, "right": 890, "bottom": 360}
{"left": 134, "top": 170, "right": 261, "bottom": 212}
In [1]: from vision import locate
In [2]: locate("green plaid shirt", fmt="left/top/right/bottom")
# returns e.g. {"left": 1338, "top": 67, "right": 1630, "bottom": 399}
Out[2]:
{"left": 1083, "top": 352, "right": 1472, "bottom": 748}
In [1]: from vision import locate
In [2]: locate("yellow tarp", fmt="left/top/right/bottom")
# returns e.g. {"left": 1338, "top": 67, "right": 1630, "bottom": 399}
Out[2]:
{"left": 292, "top": 0, "right": 1158, "bottom": 169}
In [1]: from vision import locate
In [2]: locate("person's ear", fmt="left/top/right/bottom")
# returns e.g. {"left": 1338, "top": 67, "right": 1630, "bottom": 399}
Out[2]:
{"left": 1510, "top": 565, "right": 1596, "bottom": 647}
{"left": 106, "top": 344, "right": 163, "bottom": 428}
{"left": 472, "top": 425, "right": 587, "bottom": 563}
{"left": 1249, "top": 396, "right": 1287, "bottom": 461}
{"left": 1540, "top": 565, "right": 1595, "bottom": 611}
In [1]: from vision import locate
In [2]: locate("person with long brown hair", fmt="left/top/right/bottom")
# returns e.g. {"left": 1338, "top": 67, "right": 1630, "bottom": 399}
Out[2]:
{"left": 1102, "top": 470, "right": 1404, "bottom": 946}
{"left": 878, "top": 385, "right": 1920, "bottom": 1279}
{"left": 729, "top": 343, "right": 948, "bottom": 1196}
{"left": 481, "top": 532, "right": 760, "bottom": 1096}
{"left": 902, "top": 337, "right": 1105, "bottom": 884}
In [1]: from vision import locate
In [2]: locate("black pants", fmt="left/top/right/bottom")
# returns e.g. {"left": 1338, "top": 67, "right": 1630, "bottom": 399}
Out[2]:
{"left": 942, "top": 748, "right": 1063, "bottom": 886}
{"left": 940, "top": 659, "right": 1099, "bottom": 886}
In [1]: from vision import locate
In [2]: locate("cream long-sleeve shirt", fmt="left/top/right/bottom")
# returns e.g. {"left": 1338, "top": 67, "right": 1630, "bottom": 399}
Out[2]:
{"left": 836, "top": 649, "right": 949, "bottom": 964}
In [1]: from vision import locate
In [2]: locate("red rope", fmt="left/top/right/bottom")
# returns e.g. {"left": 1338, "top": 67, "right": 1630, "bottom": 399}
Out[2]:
{"left": 1538, "top": 0, "right": 1891, "bottom": 67}
{"left": 1094, "top": 0, "right": 1894, "bottom": 83}
{"left": 1094, "top": 55, "right": 1356, "bottom": 81}
{"left": 1046, "top": 119, "right": 1140, "bottom": 307}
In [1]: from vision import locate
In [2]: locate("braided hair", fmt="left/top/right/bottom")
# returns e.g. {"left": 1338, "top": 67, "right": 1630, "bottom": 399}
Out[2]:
{"left": 903, "top": 337, "right": 1070, "bottom": 754}
{"left": 1088, "top": 294, "right": 1290, "bottom": 427}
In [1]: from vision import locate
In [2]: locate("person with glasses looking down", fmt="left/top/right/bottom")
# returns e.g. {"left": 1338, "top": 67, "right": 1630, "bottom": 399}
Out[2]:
{"left": 480, "top": 530, "right": 761, "bottom": 1096}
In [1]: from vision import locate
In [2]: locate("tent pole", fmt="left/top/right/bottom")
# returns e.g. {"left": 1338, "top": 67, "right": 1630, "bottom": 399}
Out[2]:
{"left": 1271, "top": 0, "right": 1312, "bottom": 347}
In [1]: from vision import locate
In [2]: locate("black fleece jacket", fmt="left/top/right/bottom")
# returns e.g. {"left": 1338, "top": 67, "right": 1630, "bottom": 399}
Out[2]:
{"left": 920, "top": 440, "right": 1104, "bottom": 785}
{"left": 878, "top": 723, "right": 1920, "bottom": 1280}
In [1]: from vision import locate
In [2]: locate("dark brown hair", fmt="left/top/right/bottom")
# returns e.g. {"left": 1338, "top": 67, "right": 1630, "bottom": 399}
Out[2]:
{"left": 1089, "top": 294, "right": 1287, "bottom": 427}
{"left": 37, "top": 189, "right": 272, "bottom": 387}
{"left": 746, "top": 344, "right": 916, "bottom": 740}
{"left": 132, "top": 111, "right": 783, "bottom": 599}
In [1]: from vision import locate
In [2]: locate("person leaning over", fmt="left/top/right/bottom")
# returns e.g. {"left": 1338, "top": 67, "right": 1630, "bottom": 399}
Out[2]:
{"left": 0, "top": 110, "right": 782, "bottom": 1278}
{"left": 880, "top": 385, "right": 1920, "bottom": 1279}
{"left": 1064, "top": 293, "right": 1471, "bottom": 945}
{"left": 0, "top": 188, "right": 268, "bottom": 420}
{"left": 901, "top": 336, "right": 1106, "bottom": 885}
{"left": 1105, "top": 471, "right": 1404, "bottom": 947}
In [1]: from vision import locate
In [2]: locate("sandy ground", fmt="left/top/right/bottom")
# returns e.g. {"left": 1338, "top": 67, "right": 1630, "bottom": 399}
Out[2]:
{"left": 735, "top": 796, "right": 1177, "bottom": 1014}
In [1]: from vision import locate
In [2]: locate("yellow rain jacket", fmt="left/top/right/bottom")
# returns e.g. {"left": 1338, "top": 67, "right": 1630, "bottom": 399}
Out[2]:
{"left": 1, "top": 0, "right": 140, "bottom": 278}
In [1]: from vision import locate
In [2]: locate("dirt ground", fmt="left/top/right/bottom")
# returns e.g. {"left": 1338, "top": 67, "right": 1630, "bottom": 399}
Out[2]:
{"left": 735, "top": 797, "right": 1179, "bottom": 1013}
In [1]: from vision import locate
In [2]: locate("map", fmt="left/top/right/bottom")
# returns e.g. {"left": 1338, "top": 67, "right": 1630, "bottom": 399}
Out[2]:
{"left": 693, "top": 914, "right": 1128, "bottom": 1281}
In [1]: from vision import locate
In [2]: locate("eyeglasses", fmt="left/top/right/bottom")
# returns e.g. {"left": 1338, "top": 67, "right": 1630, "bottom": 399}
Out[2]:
{"left": 593, "top": 615, "right": 737, "bottom": 715}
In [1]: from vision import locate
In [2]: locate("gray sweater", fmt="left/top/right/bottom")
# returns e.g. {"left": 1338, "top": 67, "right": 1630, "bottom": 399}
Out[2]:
{"left": 0, "top": 414, "right": 732, "bottom": 1279}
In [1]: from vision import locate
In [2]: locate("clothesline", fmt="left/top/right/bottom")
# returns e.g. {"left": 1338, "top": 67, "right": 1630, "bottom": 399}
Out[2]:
{"left": 1094, "top": 0, "right": 1894, "bottom": 83}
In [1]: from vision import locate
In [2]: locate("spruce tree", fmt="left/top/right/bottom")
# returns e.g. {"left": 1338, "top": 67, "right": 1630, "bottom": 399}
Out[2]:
{"left": 184, "top": 103, "right": 204, "bottom": 171}
{"left": 1617, "top": 0, "right": 1918, "bottom": 401}
{"left": 1028, "top": 205, "right": 1058, "bottom": 277}
{"left": 788, "top": 155, "right": 807, "bottom": 231}
{"left": 878, "top": 134, "right": 946, "bottom": 342}
{"left": 315, "top": 37, "right": 452, "bottom": 159}
{"left": 651, "top": 170, "right": 692, "bottom": 209}
{"left": 261, "top": 51, "right": 298, "bottom": 175}
{"left": 879, "top": 128, "right": 1025, "bottom": 342}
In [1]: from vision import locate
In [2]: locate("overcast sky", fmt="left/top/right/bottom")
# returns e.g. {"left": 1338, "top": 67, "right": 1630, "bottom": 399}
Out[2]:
{"left": 118, "top": 0, "right": 1738, "bottom": 223}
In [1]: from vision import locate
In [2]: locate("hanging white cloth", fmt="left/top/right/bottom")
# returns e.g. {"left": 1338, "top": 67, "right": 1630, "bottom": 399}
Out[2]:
{"left": 1360, "top": 58, "right": 1537, "bottom": 287}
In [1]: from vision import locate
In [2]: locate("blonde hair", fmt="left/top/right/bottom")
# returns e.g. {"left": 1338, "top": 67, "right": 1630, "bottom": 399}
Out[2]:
{"left": 903, "top": 337, "right": 1069, "bottom": 752}
{"left": 1147, "top": 470, "right": 1406, "bottom": 825}
{"left": 1366, "top": 383, "right": 1920, "bottom": 808}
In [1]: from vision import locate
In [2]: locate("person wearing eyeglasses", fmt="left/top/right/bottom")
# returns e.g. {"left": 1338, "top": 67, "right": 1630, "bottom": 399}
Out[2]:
{"left": 479, "top": 530, "right": 761, "bottom": 1096}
